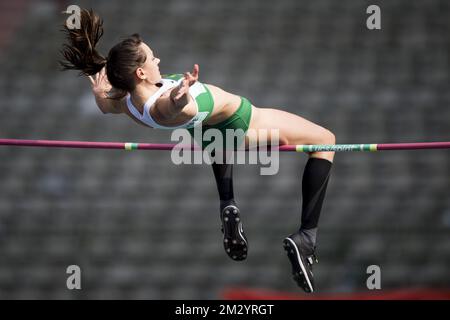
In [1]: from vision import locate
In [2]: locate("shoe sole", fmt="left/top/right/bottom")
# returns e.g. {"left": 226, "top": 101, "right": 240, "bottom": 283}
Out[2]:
{"left": 221, "top": 205, "right": 248, "bottom": 261}
{"left": 283, "top": 237, "right": 314, "bottom": 293}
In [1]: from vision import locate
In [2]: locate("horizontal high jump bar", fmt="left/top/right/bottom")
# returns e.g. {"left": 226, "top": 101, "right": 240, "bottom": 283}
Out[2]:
{"left": 0, "top": 139, "right": 450, "bottom": 152}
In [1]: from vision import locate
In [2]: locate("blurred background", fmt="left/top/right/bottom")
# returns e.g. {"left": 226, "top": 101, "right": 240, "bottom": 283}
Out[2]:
{"left": 0, "top": 0, "right": 449, "bottom": 299}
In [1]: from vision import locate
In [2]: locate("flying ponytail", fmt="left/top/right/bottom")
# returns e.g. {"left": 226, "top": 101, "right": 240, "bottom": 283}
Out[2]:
{"left": 60, "top": 8, "right": 147, "bottom": 97}
{"left": 60, "top": 8, "right": 106, "bottom": 76}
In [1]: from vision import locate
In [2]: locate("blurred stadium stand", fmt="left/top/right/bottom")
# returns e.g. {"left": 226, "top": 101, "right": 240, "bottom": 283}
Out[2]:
{"left": 0, "top": 0, "right": 448, "bottom": 299}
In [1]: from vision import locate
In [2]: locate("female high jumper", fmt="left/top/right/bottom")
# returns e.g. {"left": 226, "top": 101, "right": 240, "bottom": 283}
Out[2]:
{"left": 60, "top": 9, "right": 336, "bottom": 293}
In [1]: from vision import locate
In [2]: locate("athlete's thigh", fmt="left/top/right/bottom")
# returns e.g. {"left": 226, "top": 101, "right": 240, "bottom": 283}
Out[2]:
{"left": 247, "top": 106, "right": 331, "bottom": 146}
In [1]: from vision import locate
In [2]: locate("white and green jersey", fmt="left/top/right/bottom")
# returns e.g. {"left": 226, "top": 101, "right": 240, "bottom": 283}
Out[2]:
{"left": 126, "top": 74, "right": 214, "bottom": 129}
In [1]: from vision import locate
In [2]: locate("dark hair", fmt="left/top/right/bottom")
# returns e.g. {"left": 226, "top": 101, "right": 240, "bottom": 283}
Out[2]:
{"left": 60, "top": 9, "right": 147, "bottom": 97}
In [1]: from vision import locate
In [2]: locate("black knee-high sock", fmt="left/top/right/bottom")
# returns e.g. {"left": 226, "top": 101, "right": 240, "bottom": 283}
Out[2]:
{"left": 299, "top": 157, "right": 333, "bottom": 247}
{"left": 212, "top": 162, "right": 236, "bottom": 211}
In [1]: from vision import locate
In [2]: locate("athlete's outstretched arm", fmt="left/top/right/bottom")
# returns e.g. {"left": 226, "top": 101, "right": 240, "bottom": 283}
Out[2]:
{"left": 88, "top": 68, "right": 125, "bottom": 114}
{"left": 157, "top": 64, "right": 199, "bottom": 120}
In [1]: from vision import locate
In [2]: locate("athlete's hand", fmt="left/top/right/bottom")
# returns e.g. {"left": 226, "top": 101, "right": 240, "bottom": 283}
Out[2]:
{"left": 173, "top": 64, "right": 199, "bottom": 100}
{"left": 88, "top": 67, "right": 125, "bottom": 99}
{"left": 88, "top": 67, "right": 111, "bottom": 98}
{"left": 185, "top": 63, "right": 199, "bottom": 86}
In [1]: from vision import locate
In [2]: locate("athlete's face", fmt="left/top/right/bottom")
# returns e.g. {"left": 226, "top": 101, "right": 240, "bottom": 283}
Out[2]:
{"left": 136, "top": 42, "right": 161, "bottom": 83}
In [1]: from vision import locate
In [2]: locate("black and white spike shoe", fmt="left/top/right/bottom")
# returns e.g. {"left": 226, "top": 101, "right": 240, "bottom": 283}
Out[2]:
{"left": 220, "top": 205, "right": 248, "bottom": 261}
{"left": 283, "top": 233, "right": 318, "bottom": 293}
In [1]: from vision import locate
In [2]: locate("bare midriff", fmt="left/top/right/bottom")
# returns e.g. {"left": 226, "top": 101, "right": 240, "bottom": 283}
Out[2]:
{"left": 121, "top": 83, "right": 244, "bottom": 128}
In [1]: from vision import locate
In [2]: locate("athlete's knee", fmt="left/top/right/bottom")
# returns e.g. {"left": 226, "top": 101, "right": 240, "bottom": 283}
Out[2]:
{"left": 327, "top": 130, "right": 336, "bottom": 145}
{"left": 319, "top": 129, "right": 336, "bottom": 145}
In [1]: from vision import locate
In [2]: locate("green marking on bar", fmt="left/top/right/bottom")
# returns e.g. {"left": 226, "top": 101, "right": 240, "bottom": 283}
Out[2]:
{"left": 293, "top": 144, "right": 379, "bottom": 152}
{"left": 125, "top": 143, "right": 138, "bottom": 151}
{"left": 294, "top": 144, "right": 378, "bottom": 152}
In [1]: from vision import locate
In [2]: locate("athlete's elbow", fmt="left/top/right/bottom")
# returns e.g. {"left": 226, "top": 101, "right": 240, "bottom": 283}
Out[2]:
{"left": 98, "top": 106, "right": 108, "bottom": 114}
{"left": 96, "top": 102, "right": 112, "bottom": 114}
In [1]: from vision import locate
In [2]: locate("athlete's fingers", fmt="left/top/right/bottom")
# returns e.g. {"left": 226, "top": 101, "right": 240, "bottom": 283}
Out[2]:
{"left": 175, "top": 90, "right": 186, "bottom": 100}
{"left": 192, "top": 64, "right": 199, "bottom": 78}
{"left": 180, "top": 77, "right": 188, "bottom": 88}
{"left": 88, "top": 75, "right": 95, "bottom": 85}
{"left": 181, "top": 80, "right": 189, "bottom": 92}
{"left": 174, "top": 80, "right": 189, "bottom": 99}
{"left": 182, "top": 72, "right": 192, "bottom": 86}
{"left": 100, "top": 70, "right": 107, "bottom": 81}
{"left": 185, "top": 68, "right": 198, "bottom": 86}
